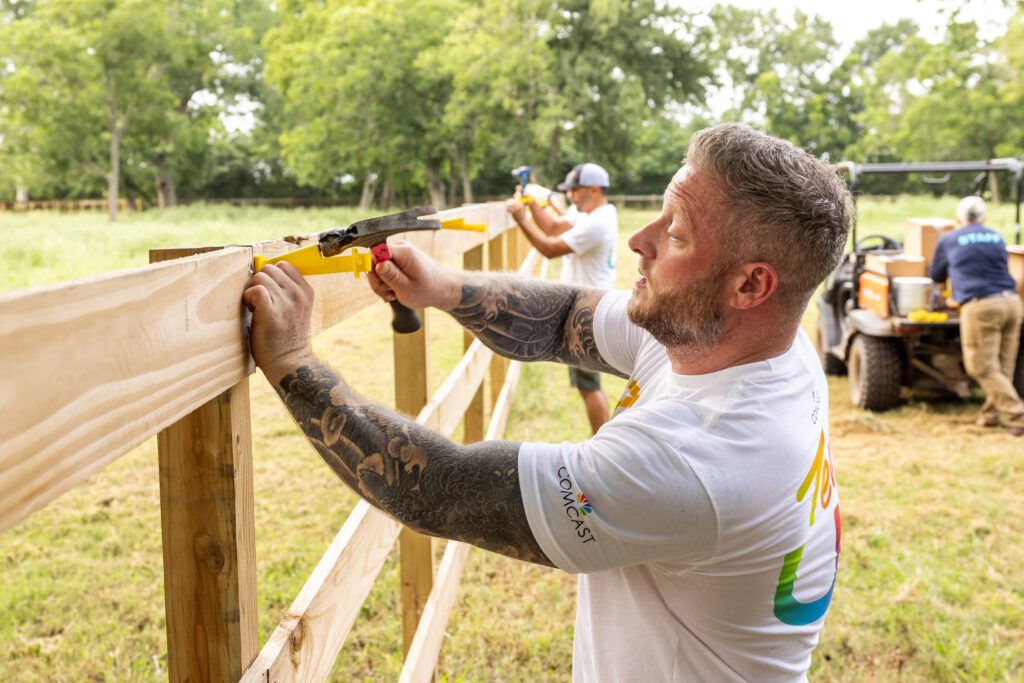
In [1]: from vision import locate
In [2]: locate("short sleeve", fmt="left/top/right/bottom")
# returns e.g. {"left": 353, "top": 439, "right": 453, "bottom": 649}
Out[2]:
{"left": 518, "top": 413, "right": 719, "bottom": 574}
{"left": 561, "top": 213, "right": 605, "bottom": 255}
{"left": 593, "top": 290, "right": 646, "bottom": 377}
{"left": 564, "top": 205, "right": 579, "bottom": 226}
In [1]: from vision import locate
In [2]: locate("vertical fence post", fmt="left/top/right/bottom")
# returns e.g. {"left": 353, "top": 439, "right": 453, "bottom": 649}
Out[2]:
{"left": 394, "top": 311, "right": 434, "bottom": 659}
{"left": 487, "top": 232, "right": 508, "bottom": 410}
{"left": 512, "top": 228, "right": 528, "bottom": 268}
{"left": 463, "top": 244, "right": 486, "bottom": 444}
{"left": 149, "top": 249, "right": 258, "bottom": 682}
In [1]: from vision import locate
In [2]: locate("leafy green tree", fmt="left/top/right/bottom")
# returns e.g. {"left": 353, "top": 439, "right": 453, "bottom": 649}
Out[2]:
{"left": 706, "top": 5, "right": 855, "bottom": 160}
{"left": 538, "top": 0, "right": 708, "bottom": 183}
{"left": 429, "top": 0, "right": 556, "bottom": 202}
{"left": 264, "top": 0, "right": 470, "bottom": 209}
{"left": 864, "top": 19, "right": 1021, "bottom": 161}
{"left": 0, "top": 0, "right": 271, "bottom": 218}
{"left": 992, "top": 10, "right": 1024, "bottom": 159}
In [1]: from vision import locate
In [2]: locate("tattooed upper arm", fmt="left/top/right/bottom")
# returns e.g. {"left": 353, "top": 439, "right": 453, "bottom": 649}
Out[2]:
{"left": 552, "top": 288, "right": 623, "bottom": 375}
{"left": 277, "top": 363, "right": 555, "bottom": 567}
{"left": 448, "top": 275, "right": 626, "bottom": 378}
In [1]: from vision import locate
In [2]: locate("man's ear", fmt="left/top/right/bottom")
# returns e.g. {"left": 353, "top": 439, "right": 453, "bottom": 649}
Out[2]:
{"left": 728, "top": 262, "right": 779, "bottom": 310}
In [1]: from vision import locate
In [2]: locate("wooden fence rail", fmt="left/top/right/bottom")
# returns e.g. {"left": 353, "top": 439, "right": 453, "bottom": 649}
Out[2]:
{"left": 0, "top": 200, "right": 542, "bottom": 681}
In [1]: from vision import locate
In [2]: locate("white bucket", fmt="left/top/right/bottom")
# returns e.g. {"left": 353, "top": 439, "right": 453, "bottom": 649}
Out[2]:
{"left": 893, "top": 276, "right": 934, "bottom": 315}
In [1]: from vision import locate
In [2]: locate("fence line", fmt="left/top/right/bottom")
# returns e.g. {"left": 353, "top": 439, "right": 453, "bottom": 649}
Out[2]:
{"left": 0, "top": 194, "right": 668, "bottom": 214}
{"left": 0, "top": 198, "right": 144, "bottom": 212}
{"left": 0, "top": 199, "right": 545, "bottom": 681}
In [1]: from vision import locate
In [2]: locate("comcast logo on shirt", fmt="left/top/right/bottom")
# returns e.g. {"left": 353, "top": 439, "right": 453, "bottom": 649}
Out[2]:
{"left": 556, "top": 466, "right": 597, "bottom": 544}
{"left": 577, "top": 493, "right": 593, "bottom": 515}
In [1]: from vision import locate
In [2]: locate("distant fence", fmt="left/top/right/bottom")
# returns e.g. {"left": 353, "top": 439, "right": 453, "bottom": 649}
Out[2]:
{"left": 0, "top": 198, "right": 143, "bottom": 212}
{"left": 607, "top": 194, "right": 663, "bottom": 208}
{"left": 0, "top": 200, "right": 548, "bottom": 682}
{"left": 0, "top": 194, "right": 667, "bottom": 214}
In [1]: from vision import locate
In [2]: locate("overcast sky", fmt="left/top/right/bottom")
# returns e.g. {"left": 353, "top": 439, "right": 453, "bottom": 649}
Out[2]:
{"left": 690, "top": 0, "right": 1016, "bottom": 48}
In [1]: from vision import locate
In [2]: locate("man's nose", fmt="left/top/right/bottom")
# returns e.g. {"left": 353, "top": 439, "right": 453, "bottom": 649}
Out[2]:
{"left": 628, "top": 223, "right": 655, "bottom": 258}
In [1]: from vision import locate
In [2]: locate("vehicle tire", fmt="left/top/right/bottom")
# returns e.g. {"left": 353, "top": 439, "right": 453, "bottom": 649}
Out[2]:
{"left": 848, "top": 335, "right": 903, "bottom": 411}
{"left": 816, "top": 321, "right": 847, "bottom": 376}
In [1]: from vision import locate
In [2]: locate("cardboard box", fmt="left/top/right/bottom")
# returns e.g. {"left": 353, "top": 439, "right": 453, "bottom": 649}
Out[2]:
{"left": 859, "top": 271, "right": 890, "bottom": 319}
{"left": 1009, "top": 245, "right": 1024, "bottom": 298}
{"left": 865, "top": 254, "right": 927, "bottom": 279}
{"left": 904, "top": 218, "right": 955, "bottom": 272}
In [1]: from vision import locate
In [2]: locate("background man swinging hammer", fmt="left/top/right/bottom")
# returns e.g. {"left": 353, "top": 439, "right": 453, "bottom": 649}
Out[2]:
{"left": 507, "top": 162, "right": 619, "bottom": 433}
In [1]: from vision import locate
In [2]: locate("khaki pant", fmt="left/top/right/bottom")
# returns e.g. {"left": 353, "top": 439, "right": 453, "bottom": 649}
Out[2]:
{"left": 960, "top": 292, "right": 1024, "bottom": 426}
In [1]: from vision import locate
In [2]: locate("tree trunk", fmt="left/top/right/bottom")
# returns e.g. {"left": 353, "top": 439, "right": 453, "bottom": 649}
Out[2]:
{"left": 359, "top": 172, "right": 378, "bottom": 210}
{"left": 546, "top": 125, "right": 560, "bottom": 181}
{"left": 15, "top": 182, "right": 27, "bottom": 204}
{"left": 156, "top": 163, "right": 178, "bottom": 209}
{"left": 108, "top": 126, "right": 123, "bottom": 223}
{"left": 104, "top": 67, "right": 125, "bottom": 223}
{"left": 447, "top": 166, "right": 456, "bottom": 208}
{"left": 380, "top": 180, "right": 395, "bottom": 209}
{"left": 458, "top": 150, "right": 474, "bottom": 204}
{"left": 425, "top": 162, "right": 446, "bottom": 210}
{"left": 988, "top": 171, "right": 1000, "bottom": 204}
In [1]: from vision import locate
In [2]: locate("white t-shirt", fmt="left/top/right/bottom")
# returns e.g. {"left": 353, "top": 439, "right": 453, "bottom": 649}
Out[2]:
{"left": 519, "top": 290, "right": 841, "bottom": 682}
{"left": 560, "top": 204, "right": 618, "bottom": 290}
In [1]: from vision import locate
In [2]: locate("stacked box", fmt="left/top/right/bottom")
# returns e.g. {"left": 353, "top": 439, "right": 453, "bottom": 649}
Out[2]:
{"left": 1008, "top": 245, "right": 1024, "bottom": 298}
{"left": 865, "top": 254, "right": 927, "bottom": 279}
{"left": 904, "top": 217, "right": 955, "bottom": 272}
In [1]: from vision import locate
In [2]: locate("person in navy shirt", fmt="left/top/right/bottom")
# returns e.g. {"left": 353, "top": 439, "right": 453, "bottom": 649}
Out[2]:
{"left": 930, "top": 196, "right": 1023, "bottom": 435}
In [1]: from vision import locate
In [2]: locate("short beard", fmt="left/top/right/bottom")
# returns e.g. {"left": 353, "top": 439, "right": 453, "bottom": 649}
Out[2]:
{"left": 627, "top": 265, "right": 727, "bottom": 348}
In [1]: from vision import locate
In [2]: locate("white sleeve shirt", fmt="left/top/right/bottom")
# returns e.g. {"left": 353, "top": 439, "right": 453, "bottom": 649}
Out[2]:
{"left": 518, "top": 290, "right": 842, "bottom": 682}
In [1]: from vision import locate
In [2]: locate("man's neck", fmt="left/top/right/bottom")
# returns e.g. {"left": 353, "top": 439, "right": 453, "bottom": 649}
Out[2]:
{"left": 578, "top": 197, "right": 608, "bottom": 213}
{"left": 664, "top": 317, "right": 800, "bottom": 375}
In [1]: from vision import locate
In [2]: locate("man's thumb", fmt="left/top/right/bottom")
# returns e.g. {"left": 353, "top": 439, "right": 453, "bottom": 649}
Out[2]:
{"left": 374, "top": 260, "right": 409, "bottom": 290}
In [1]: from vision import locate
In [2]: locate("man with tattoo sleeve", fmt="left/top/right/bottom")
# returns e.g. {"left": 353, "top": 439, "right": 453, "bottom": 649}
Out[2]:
{"left": 244, "top": 124, "right": 852, "bottom": 682}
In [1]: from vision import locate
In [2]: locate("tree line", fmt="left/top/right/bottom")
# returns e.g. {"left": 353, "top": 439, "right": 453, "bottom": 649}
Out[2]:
{"left": 1, "top": 0, "right": 1023, "bottom": 220}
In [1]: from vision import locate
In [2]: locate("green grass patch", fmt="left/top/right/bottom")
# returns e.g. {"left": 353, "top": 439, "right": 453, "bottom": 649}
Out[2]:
{"left": 0, "top": 201, "right": 1021, "bottom": 681}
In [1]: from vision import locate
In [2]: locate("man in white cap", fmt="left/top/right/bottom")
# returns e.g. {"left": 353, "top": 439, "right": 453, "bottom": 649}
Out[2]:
{"left": 507, "top": 163, "right": 619, "bottom": 433}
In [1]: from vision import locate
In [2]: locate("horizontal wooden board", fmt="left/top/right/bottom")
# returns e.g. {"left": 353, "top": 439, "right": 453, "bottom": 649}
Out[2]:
{"left": 240, "top": 244, "right": 546, "bottom": 680}
{"left": 397, "top": 343, "right": 532, "bottom": 683}
{"left": 397, "top": 541, "right": 471, "bottom": 683}
{"left": 415, "top": 339, "right": 493, "bottom": 436}
{"left": 0, "top": 247, "right": 254, "bottom": 533}
{"left": 238, "top": 501, "right": 402, "bottom": 683}
{"left": 1, "top": 203, "right": 520, "bottom": 534}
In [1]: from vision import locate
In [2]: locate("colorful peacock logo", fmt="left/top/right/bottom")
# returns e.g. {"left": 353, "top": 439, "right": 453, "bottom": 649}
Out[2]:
{"left": 577, "top": 493, "right": 593, "bottom": 515}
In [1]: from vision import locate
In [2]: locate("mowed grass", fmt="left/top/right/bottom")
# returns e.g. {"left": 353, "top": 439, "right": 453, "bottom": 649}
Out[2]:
{"left": 1, "top": 200, "right": 1022, "bottom": 681}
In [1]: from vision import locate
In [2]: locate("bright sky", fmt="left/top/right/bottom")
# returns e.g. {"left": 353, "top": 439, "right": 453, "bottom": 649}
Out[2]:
{"left": 690, "top": 0, "right": 1015, "bottom": 48}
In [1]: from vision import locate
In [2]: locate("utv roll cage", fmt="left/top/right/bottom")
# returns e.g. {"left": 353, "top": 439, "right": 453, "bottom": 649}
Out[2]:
{"left": 837, "top": 159, "right": 1023, "bottom": 248}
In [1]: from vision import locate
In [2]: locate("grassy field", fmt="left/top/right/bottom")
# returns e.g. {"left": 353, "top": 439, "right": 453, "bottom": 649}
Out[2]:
{"left": 1, "top": 199, "right": 1022, "bottom": 682}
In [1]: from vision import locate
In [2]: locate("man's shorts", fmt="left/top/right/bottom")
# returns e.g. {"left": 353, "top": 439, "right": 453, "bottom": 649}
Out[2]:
{"left": 568, "top": 367, "right": 602, "bottom": 393}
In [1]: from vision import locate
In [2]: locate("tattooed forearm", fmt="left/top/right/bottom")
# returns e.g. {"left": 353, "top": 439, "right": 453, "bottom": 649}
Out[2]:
{"left": 449, "top": 275, "right": 626, "bottom": 377}
{"left": 277, "top": 361, "right": 554, "bottom": 567}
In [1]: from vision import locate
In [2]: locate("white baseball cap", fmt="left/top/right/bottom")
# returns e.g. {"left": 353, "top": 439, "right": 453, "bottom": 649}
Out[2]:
{"left": 556, "top": 163, "right": 610, "bottom": 190}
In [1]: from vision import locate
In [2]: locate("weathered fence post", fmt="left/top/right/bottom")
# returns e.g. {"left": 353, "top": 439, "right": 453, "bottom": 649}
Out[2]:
{"left": 487, "top": 232, "right": 508, "bottom": 410}
{"left": 394, "top": 309, "right": 435, "bottom": 659}
{"left": 463, "top": 243, "right": 486, "bottom": 444}
{"left": 150, "top": 248, "right": 259, "bottom": 682}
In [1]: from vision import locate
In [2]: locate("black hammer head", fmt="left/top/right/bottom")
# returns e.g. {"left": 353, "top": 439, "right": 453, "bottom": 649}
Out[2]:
{"left": 318, "top": 206, "right": 440, "bottom": 257}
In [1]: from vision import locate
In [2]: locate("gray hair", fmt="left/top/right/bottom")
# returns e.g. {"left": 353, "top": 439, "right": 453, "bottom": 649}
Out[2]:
{"left": 956, "top": 195, "right": 985, "bottom": 225}
{"left": 684, "top": 123, "right": 852, "bottom": 315}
